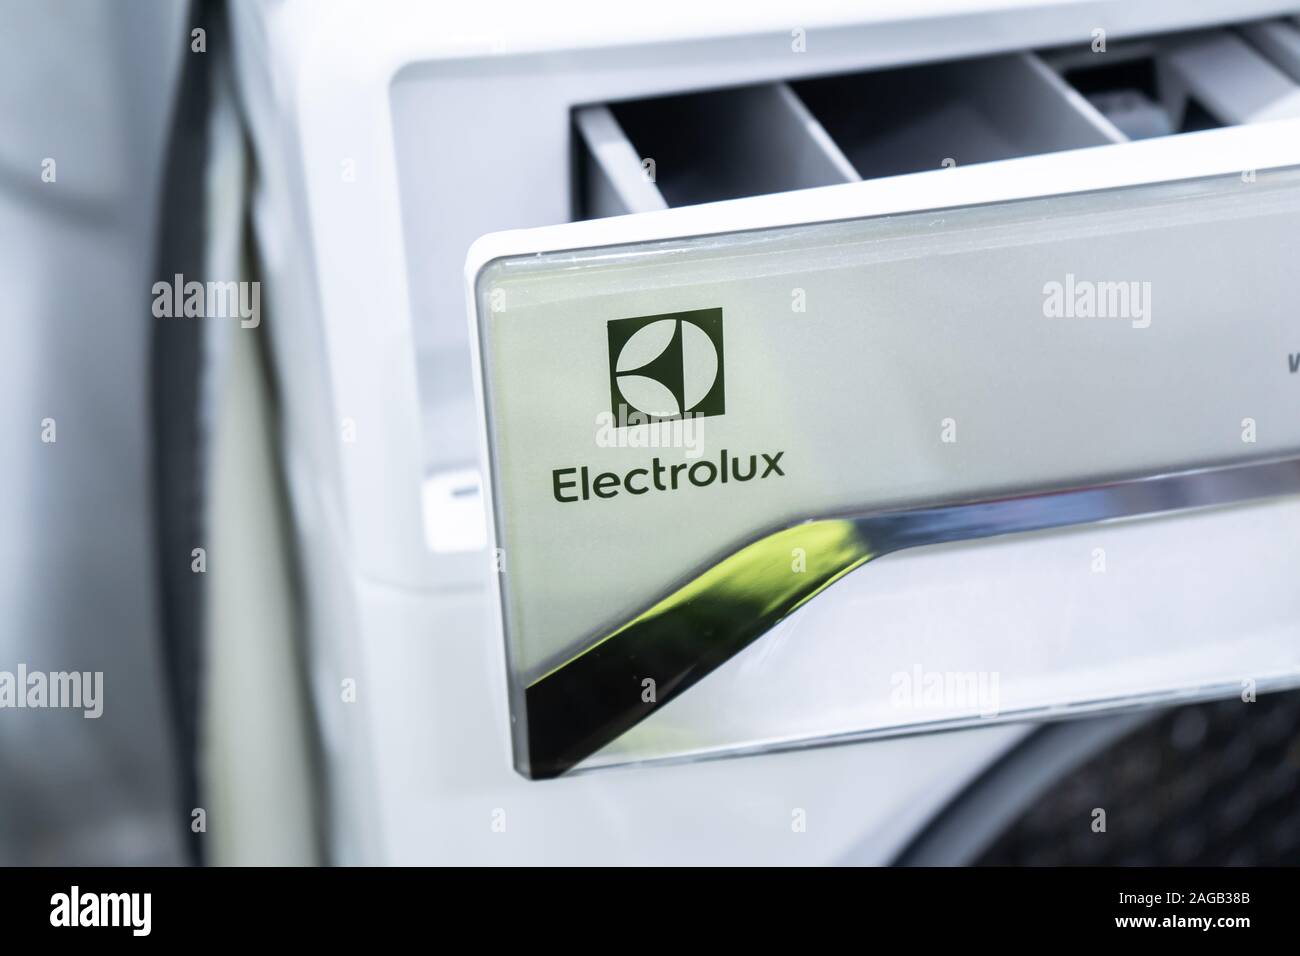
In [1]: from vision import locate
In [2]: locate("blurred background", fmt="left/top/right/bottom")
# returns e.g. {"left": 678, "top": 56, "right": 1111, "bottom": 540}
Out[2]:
{"left": 0, "top": 0, "right": 188, "bottom": 864}
{"left": 0, "top": 0, "right": 318, "bottom": 865}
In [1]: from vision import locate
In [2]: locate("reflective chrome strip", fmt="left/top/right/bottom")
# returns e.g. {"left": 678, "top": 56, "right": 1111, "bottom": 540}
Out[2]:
{"left": 521, "top": 456, "right": 1300, "bottom": 779}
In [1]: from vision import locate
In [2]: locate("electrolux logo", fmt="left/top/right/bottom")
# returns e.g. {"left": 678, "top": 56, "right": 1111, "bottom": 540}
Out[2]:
{"left": 607, "top": 308, "right": 724, "bottom": 420}
{"left": 553, "top": 451, "right": 785, "bottom": 503}
{"left": 551, "top": 306, "right": 783, "bottom": 504}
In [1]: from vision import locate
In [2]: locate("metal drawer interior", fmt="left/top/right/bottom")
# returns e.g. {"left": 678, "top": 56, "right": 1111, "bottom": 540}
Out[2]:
{"left": 576, "top": 20, "right": 1300, "bottom": 218}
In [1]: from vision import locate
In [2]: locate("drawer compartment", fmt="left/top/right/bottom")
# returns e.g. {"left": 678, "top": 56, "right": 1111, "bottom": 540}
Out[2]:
{"left": 576, "top": 82, "right": 856, "bottom": 215}
{"left": 1051, "top": 27, "right": 1300, "bottom": 139}
{"left": 576, "top": 23, "right": 1300, "bottom": 218}
{"left": 793, "top": 52, "right": 1123, "bottom": 179}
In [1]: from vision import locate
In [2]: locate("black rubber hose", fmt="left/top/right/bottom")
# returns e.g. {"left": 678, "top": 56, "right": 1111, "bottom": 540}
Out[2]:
{"left": 149, "top": 0, "right": 223, "bottom": 867}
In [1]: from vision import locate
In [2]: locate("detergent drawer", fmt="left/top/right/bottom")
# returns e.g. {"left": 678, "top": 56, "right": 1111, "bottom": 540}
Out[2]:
{"left": 468, "top": 24, "right": 1300, "bottom": 780}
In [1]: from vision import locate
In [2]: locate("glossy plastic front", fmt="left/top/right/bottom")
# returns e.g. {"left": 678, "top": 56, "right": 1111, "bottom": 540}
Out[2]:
{"left": 474, "top": 169, "right": 1300, "bottom": 777}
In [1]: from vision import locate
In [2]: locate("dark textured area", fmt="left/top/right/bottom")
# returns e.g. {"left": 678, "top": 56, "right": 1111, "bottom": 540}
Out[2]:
{"left": 150, "top": 0, "right": 222, "bottom": 865}
{"left": 978, "top": 690, "right": 1300, "bottom": 866}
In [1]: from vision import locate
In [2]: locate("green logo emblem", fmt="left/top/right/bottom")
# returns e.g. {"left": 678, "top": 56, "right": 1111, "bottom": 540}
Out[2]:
{"left": 607, "top": 308, "right": 725, "bottom": 420}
